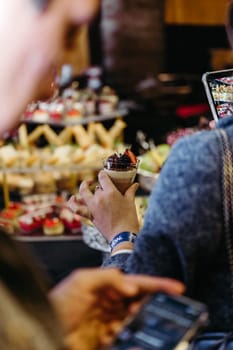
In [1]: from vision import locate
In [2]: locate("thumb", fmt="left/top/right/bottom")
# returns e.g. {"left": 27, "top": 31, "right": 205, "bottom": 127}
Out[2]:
{"left": 125, "top": 182, "right": 139, "bottom": 199}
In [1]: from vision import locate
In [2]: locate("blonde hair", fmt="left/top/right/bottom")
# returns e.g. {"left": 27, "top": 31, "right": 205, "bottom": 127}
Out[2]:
{"left": 0, "top": 282, "right": 63, "bottom": 350}
{"left": 0, "top": 230, "right": 65, "bottom": 350}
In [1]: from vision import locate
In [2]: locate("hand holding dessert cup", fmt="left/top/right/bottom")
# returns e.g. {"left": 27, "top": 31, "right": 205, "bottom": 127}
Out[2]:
{"left": 67, "top": 149, "right": 140, "bottom": 241}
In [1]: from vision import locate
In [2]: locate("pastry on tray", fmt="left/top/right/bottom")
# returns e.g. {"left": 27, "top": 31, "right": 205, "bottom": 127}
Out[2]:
{"left": 43, "top": 217, "right": 64, "bottom": 236}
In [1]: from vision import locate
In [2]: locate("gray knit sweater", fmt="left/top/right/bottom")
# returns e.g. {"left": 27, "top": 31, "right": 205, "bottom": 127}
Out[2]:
{"left": 103, "top": 116, "right": 233, "bottom": 332}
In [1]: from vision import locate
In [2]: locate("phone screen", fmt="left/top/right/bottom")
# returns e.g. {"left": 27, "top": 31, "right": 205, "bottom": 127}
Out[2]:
{"left": 202, "top": 69, "right": 233, "bottom": 121}
{"left": 108, "top": 293, "right": 208, "bottom": 350}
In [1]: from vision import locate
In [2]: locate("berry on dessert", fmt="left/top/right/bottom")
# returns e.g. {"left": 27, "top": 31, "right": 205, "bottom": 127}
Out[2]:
{"left": 125, "top": 148, "right": 138, "bottom": 164}
{"left": 104, "top": 148, "right": 138, "bottom": 170}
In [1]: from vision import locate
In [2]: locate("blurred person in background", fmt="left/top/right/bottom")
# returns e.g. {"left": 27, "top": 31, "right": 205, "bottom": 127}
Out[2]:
{"left": 69, "top": 0, "right": 233, "bottom": 335}
{"left": 0, "top": 0, "right": 185, "bottom": 349}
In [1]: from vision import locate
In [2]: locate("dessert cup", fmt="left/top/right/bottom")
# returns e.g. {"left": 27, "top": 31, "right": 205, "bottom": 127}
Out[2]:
{"left": 103, "top": 160, "right": 139, "bottom": 194}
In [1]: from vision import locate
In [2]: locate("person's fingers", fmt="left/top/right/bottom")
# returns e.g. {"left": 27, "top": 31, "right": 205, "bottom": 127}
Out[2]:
{"left": 209, "top": 120, "right": 215, "bottom": 129}
{"left": 98, "top": 278, "right": 185, "bottom": 347}
{"left": 124, "top": 276, "right": 185, "bottom": 317}
{"left": 77, "top": 268, "right": 185, "bottom": 299}
{"left": 66, "top": 196, "right": 79, "bottom": 212}
{"left": 79, "top": 180, "right": 95, "bottom": 206}
{"left": 76, "top": 205, "right": 92, "bottom": 219}
{"left": 124, "top": 275, "right": 185, "bottom": 295}
{"left": 64, "top": 268, "right": 185, "bottom": 304}
{"left": 100, "top": 321, "right": 123, "bottom": 347}
{"left": 77, "top": 268, "right": 126, "bottom": 288}
{"left": 75, "top": 268, "right": 140, "bottom": 298}
{"left": 125, "top": 182, "right": 139, "bottom": 199}
{"left": 66, "top": 198, "right": 91, "bottom": 219}
{"left": 98, "top": 170, "right": 117, "bottom": 192}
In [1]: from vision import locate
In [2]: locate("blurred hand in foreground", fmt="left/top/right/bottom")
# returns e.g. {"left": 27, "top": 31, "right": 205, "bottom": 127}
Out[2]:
{"left": 49, "top": 268, "right": 185, "bottom": 350}
{"left": 67, "top": 170, "right": 140, "bottom": 242}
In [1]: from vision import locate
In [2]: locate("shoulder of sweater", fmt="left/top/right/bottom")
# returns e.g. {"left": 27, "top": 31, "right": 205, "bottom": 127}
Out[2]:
{"left": 157, "top": 128, "right": 222, "bottom": 191}
{"left": 173, "top": 129, "right": 218, "bottom": 149}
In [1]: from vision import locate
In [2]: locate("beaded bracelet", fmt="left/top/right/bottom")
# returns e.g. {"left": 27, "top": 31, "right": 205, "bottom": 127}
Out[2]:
{"left": 109, "top": 232, "right": 137, "bottom": 252}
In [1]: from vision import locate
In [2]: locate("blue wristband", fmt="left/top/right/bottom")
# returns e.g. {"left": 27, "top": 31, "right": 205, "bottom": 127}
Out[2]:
{"left": 109, "top": 232, "right": 137, "bottom": 252}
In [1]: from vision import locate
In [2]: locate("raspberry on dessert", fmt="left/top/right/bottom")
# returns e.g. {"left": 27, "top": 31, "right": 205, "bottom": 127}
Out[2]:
{"left": 125, "top": 149, "right": 137, "bottom": 164}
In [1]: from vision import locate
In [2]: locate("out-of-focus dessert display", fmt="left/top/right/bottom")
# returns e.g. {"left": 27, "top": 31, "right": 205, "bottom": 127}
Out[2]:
{"left": 24, "top": 85, "right": 121, "bottom": 125}
{"left": 166, "top": 128, "right": 195, "bottom": 146}
{"left": 0, "top": 194, "right": 82, "bottom": 236}
{"left": 0, "top": 68, "right": 128, "bottom": 203}
{"left": 0, "top": 119, "right": 127, "bottom": 195}
{"left": 103, "top": 149, "right": 139, "bottom": 194}
{"left": 137, "top": 144, "right": 171, "bottom": 192}
{"left": 138, "top": 144, "right": 171, "bottom": 173}
{"left": 137, "top": 117, "right": 211, "bottom": 192}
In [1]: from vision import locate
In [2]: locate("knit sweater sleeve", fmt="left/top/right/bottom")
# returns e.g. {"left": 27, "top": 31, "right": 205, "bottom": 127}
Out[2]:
{"left": 102, "top": 130, "right": 223, "bottom": 291}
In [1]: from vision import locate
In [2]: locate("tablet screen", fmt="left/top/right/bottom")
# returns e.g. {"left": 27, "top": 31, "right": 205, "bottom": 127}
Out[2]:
{"left": 202, "top": 69, "right": 233, "bottom": 120}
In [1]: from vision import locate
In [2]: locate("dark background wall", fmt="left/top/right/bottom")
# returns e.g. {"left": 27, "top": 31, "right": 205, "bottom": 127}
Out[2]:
{"left": 164, "top": 25, "right": 230, "bottom": 74}
{"left": 89, "top": 1, "right": 231, "bottom": 78}
{"left": 90, "top": 0, "right": 166, "bottom": 97}
{"left": 88, "top": 1, "right": 232, "bottom": 145}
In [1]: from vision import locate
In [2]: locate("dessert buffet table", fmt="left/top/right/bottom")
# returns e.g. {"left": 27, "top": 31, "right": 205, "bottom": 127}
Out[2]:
{"left": 0, "top": 194, "right": 104, "bottom": 287}
{"left": 18, "top": 236, "right": 103, "bottom": 287}
{"left": 0, "top": 195, "right": 149, "bottom": 288}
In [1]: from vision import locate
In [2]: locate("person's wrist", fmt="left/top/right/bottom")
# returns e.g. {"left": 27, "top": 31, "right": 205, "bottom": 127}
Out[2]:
{"left": 110, "top": 241, "right": 134, "bottom": 255}
{"left": 109, "top": 222, "right": 139, "bottom": 242}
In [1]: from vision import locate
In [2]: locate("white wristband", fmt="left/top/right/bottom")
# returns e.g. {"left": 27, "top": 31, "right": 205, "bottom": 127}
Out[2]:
{"left": 111, "top": 249, "right": 133, "bottom": 257}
